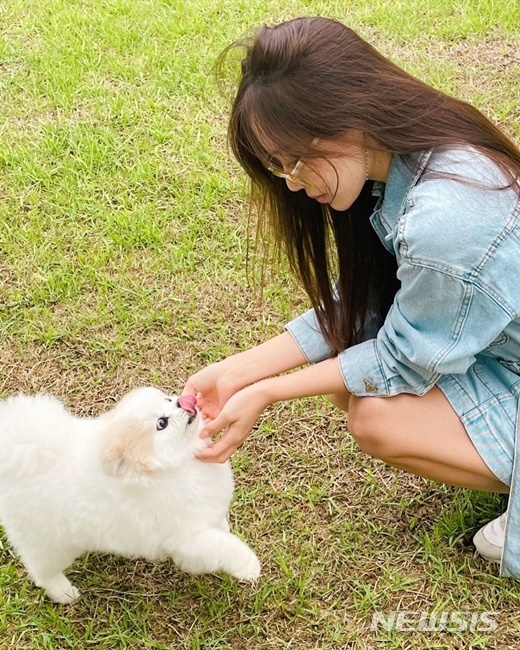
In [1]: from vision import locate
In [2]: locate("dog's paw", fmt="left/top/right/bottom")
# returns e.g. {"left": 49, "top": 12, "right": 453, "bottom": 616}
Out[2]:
{"left": 232, "top": 551, "right": 261, "bottom": 583}
{"left": 41, "top": 575, "right": 81, "bottom": 604}
{"left": 48, "top": 584, "right": 81, "bottom": 604}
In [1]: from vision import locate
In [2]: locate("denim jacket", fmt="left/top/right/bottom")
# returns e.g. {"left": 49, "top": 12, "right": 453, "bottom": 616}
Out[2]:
{"left": 286, "top": 147, "right": 520, "bottom": 398}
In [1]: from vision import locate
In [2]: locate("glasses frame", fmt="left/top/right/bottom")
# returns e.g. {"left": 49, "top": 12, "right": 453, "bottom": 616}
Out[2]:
{"left": 266, "top": 157, "right": 309, "bottom": 188}
{"left": 265, "top": 138, "right": 320, "bottom": 188}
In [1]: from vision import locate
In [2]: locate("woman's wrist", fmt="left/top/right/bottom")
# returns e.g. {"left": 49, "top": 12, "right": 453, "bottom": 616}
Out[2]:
{"left": 217, "top": 352, "right": 257, "bottom": 392}
{"left": 218, "top": 331, "right": 308, "bottom": 393}
{"left": 245, "top": 377, "right": 279, "bottom": 409}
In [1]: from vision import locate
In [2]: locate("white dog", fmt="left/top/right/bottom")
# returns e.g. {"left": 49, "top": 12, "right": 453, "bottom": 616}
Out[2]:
{"left": 0, "top": 387, "right": 260, "bottom": 603}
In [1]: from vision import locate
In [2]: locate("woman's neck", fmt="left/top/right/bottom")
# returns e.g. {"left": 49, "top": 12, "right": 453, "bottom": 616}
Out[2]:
{"left": 369, "top": 149, "right": 392, "bottom": 183}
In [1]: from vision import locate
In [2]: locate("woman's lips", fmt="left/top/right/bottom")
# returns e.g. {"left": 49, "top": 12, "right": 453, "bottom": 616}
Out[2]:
{"left": 312, "top": 194, "right": 328, "bottom": 203}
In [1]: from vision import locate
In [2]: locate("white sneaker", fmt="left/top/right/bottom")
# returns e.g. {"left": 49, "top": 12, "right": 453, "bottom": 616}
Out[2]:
{"left": 473, "top": 512, "right": 507, "bottom": 563}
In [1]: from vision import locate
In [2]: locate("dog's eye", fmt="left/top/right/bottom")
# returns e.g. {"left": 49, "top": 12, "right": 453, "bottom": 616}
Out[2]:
{"left": 156, "top": 417, "right": 169, "bottom": 431}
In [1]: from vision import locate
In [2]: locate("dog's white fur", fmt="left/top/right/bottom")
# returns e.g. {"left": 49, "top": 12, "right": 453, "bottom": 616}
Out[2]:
{"left": 0, "top": 387, "right": 260, "bottom": 603}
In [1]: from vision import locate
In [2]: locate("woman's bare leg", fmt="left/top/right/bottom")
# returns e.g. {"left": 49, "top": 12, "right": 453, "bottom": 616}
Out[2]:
{"left": 328, "top": 386, "right": 509, "bottom": 493}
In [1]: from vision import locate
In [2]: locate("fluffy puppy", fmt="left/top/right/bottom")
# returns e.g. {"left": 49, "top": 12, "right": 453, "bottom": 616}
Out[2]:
{"left": 0, "top": 387, "right": 260, "bottom": 603}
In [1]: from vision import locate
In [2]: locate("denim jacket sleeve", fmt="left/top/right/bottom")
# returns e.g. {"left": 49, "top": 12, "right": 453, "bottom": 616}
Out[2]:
{"left": 285, "top": 307, "right": 335, "bottom": 363}
{"left": 285, "top": 305, "right": 382, "bottom": 364}
{"left": 338, "top": 261, "right": 512, "bottom": 396}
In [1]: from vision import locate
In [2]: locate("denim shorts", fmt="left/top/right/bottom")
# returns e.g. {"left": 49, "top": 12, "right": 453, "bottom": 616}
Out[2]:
{"left": 436, "top": 355, "right": 520, "bottom": 487}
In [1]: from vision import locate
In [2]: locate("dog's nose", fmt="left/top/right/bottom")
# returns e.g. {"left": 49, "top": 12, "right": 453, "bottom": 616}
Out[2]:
{"left": 177, "top": 395, "right": 197, "bottom": 416}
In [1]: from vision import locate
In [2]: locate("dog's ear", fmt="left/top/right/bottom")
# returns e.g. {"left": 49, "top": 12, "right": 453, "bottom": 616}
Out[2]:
{"left": 100, "top": 413, "right": 158, "bottom": 478}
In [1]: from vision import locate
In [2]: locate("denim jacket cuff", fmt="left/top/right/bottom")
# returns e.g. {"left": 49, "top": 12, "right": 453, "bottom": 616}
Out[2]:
{"left": 338, "top": 339, "right": 390, "bottom": 397}
{"left": 285, "top": 308, "right": 335, "bottom": 364}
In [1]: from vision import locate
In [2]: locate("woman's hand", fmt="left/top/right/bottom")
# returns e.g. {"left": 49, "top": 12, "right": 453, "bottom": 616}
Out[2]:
{"left": 194, "top": 356, "right": 347, "bottom": 463}
{"left": 183, "top": 332, "right": 310, "bottom": 463}
{"left": 183, "top": 332, "right": 307, "bottom": 421}
{"left": 195, "top": 383, "right": 271, "bottom": 463}
{"left": 182, "top": 360, "right": 240, "bottom": 420}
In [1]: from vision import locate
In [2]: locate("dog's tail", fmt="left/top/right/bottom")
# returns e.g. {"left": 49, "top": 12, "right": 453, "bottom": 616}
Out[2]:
{"left": 0, "top": 394, "right": 72, "bottom": 478}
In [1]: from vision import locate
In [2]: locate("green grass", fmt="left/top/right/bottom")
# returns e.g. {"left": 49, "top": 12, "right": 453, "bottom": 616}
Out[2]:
{"left": 0, "top": 0, "right": 519, "bottom": 647}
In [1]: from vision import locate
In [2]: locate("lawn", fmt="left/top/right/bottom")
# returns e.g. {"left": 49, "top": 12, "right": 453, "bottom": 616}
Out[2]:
{"left": 0, "top": 0, "right": 519, "bottom": 648}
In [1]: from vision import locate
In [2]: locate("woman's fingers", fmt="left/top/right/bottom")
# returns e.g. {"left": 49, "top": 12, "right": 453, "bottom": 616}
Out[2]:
{"left": 196, "top": 438, "right": 237, "bottom": 464}
{"left": 200, "top": 415, "right": 225, "bottom": 439}
{"left": 196, "top": 420, "right": 245, "bottom": 463}
{"left": 181, "top": 378, "right": 198, "bottom": 397}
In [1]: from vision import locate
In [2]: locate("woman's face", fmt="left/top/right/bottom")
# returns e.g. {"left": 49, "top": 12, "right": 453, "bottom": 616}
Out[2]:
{"left": 271, "top": 131, "right": 372, "bottom": 211}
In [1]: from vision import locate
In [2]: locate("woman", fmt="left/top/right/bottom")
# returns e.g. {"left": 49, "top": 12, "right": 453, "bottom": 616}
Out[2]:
{"left": 183, "top": 17, "right": 520, "bottom": 577}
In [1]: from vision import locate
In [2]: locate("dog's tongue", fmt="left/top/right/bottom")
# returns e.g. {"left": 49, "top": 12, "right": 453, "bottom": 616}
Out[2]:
{"left": 178, "top": 395, "right": 197, "bottom": 414}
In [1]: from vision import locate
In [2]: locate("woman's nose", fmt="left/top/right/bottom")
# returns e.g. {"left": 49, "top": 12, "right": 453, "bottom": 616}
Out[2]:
{"left": 285, "top": 178, "right": 304, "bottom": 192}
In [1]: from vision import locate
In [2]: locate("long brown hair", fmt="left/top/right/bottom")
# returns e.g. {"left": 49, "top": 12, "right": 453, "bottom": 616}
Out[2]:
{"left": 219, "top": 17, "right": 520, "bottom": 352}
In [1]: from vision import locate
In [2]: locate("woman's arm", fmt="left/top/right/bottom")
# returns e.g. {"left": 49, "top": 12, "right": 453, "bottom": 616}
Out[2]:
{"left": 260, "top": 355, "right": 345, "bottom": 402}
{"left": 196, "top": 356, "right": 346, "bottom": 463}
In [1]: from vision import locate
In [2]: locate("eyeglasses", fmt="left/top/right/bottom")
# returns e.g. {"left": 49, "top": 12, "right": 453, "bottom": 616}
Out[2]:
{"left": 265, "top": 138, "right": 320, "bottom": 188}
{"left": 266, "top": 157, "right": 310, "bottom": 188}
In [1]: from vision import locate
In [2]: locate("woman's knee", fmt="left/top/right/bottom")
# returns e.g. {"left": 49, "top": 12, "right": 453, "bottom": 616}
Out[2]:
{"left": 347, "top": 395, "right": 398, "bottom": 460}
{"left": 328, "top": 392, "right": 406, "bottom": 461}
